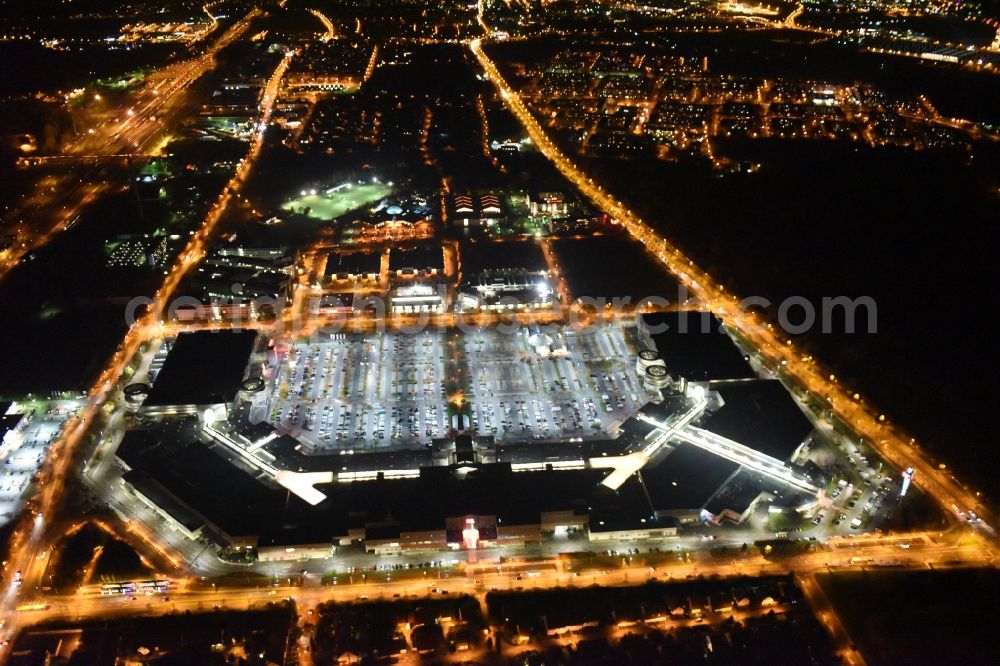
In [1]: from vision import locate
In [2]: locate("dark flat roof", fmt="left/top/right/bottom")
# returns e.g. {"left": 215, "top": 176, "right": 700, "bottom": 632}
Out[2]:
{"left": 117, "top": 420, "right": 664, "bottom": 549}
{"left": 702, "top": 379, "right": 814, "bottom": 462}
{"left": 641, "top": 312, "right": 756, "bottom": 381}
{"left": 262, "top": 431, "right": 434, "bottom": 473}
{"left": 143, "top": 330, "right": 257, "bottom": 407}
{"left": 1, "top": 413, "right": 24, "bottom": 442}
{"left": 495, "top": 436, "right": 627, "bottom": 463}
{"left": 618, "top": 415, "right": 659, "bottom": 443}
{"left": 313, "top": 464, "right": 608, "bottom": 534}
{"left": 324, "top": 251, "right": 381, "bottom": 278}
{"left": 389, "top": 246, "right": 443, "bottom": 271}
{"left": 703, "top": 473, "right": 765, "bottom": 516}
{"left": 122, "top": 469, "right": 206, "bottom": 533}
{"left": 459, "top": 240, "right": 547, "bottom": 276}
{"left": 117, "top": 420, "right": 316, "bottom": 540}
{"left": 589, "top": 512, "right": 677, "bottom": 534}
{"left": 636, "top": 443, "right": 740, "bottom": 512}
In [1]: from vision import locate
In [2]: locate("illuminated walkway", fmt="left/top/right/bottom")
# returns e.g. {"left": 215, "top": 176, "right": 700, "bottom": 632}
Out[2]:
{"left": 590, "top": 387, "right": 709, "bottom": 490}
{"left": 203, "top": 420, "right": 331, "bottom": 506}
{"left": 673, "top": 427, "right": 820, "bottom": 494}
{"left": 590, "top": 385, "right": 820, "bottom": 495}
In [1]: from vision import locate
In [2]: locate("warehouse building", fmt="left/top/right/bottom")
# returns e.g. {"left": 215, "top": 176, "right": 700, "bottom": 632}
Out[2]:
{"left": 136, "top": 330, "right": 260, "bottom": 418}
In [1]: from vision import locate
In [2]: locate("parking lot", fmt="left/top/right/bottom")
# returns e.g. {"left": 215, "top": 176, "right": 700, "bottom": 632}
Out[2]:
{"left": 762, "top": 430, "right": 907, "bottom": 540}
{"left": 259, "top": 323, "right": 647, "bottom": 451}
{"left": 260, "top": 332, "right": 450, "bottom": 450}
{"left": 463, "top": 326, "right": 644, "bottom": 442}
{"left": 0, "top": 408, "right": 73, "bottom": 523}
{"left": 801, "top": 477, "right": 901, "bottom": 537}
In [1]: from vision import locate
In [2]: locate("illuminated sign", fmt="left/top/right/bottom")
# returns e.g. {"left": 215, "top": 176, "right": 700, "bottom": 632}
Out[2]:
{"left": 462, "top": 518, "right": 480, "bottom": 550}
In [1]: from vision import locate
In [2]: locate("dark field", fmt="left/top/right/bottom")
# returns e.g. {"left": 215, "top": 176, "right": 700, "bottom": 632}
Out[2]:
{"left": 817, "top": 568, "right": 1000, "bottom": 666}
{"left": 585, "top": 140, "right": 1000, "bottom": 502}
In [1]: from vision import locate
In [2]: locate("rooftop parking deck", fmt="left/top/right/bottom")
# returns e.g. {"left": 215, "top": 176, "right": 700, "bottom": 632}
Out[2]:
{"left": 255, "top": 322, "right": 647, "bottom": 452}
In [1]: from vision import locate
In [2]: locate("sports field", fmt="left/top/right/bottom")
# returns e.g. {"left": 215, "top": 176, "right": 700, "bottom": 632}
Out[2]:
{"left": 280, "top": 182, "right": 392, "bottom": 221}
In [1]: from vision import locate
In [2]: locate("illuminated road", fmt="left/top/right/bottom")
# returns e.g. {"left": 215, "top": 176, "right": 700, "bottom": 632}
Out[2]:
{"left": 191, "top": 1, "right": 224, "bottom": 45}
{"left": 0, "top": 44, "right": 294, "bottom": 647}
{"left": 468, "top": 37, "right": 998, "bottom": 540}
{"left": 7, "top": 532, "right": 989, "bottom": 660}
{"left": 308, "top": 8, "right": 337, "bottom": 42}
{"left": 0, "top": 9, "right": 259, "bottom": 284}
{"left": 68, "top": 9, "right": 259, "bottom": 157}
{"left": 797, "top": 573, "right": 866, "bottom": 666}
{"left": 2, "top": 11, "right": 998, "bottom": 661}
{"left": 0, "top": 181, "right": 106, "bottom": 282}
{"left": 783, "top": 3, "right": 805, "bottom": 29}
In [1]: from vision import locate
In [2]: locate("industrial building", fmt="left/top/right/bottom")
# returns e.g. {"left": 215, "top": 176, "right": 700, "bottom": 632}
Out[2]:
{"left": 323, "top": 251, "right": 382, "bottom": 283}
{"left": 389, "top": 245, "right": 444, "bottom": 279}
{"left": 456, "top": 239, "right": 555, "bottom": 312}
{"left": 450, "top": 192, "right": 505, "bottom": 228}
{"left": 135, "top": 330, "right": 261, "bottom": 418}
{"left": 457, "top": 275, "right": 556, "bottom": 312}
{"left": 112, "top": 414, "right": 708, "bottom": 559}
{"left": 389, "top": 283, "right": 445, "bottom": 313}
{"left": 639, "top": 311, "right": 756, "bottom": 382}
{"left": 527, "top": 191, "right": 570, "bottom": 218}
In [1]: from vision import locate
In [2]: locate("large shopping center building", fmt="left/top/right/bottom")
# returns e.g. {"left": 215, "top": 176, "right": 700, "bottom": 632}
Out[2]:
{"left": 113, "top": 316, "right": 826, "bottom": 562}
